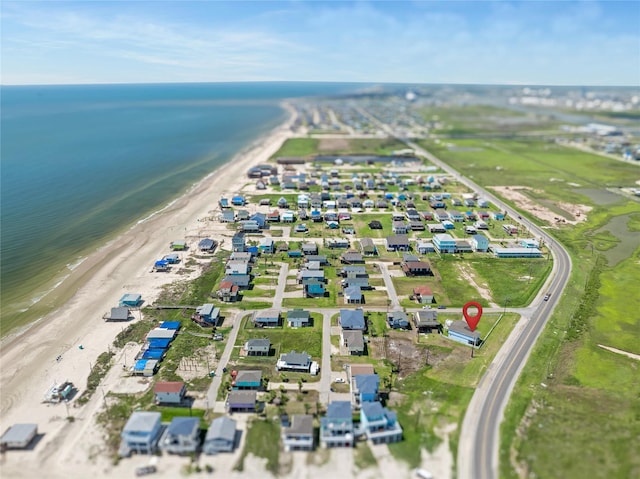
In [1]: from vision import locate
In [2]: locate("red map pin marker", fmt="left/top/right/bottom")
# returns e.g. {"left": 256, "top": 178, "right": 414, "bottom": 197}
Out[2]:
{"left": 463, "top": 301, "right": 483, "bottom": 332}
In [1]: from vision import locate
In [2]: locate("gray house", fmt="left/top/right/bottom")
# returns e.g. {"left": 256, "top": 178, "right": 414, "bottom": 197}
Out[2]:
{"left": 359, "top": 238, "right": 377, "bottom": 256}
{"left": 203, "top": 416, "right": 237, "bottom": 454}
{"left": 253, "top": 309, "right": 281, "bottom": 328}
{"left": 226, "top": 390, "right": 257, "bottom": 413}
{"left": 287, "top": 309, "right": 311, "bottom": 327}
{"left": 160, "top": 417, "right": 201, "bottom": 455}
{"left": 0, "top": 424, "right": 38, "bottom": 450}
{"left": 342, "top": 330, "right": 365, "bottom": 355}
{"left": 414, "top": 309, "right": 441, "bottom": 333}
{"left": 244, "top": 338, "right": 270, "bottom": 356}
{"left": 386, "top": 235, "right": 410, "bottom": 252}
{"left": 282, "top": 415, "right": 314, "bottom": 452}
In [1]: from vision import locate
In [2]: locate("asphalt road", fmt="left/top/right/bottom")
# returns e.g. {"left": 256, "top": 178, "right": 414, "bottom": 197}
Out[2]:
{"left": 406, "top": 138, "right": 573, "bottom": 479}
{"left": 358, "top": 107, "right": 573, "bottom": 479}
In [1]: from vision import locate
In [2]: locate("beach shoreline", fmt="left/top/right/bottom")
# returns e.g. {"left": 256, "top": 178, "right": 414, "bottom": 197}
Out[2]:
{"left": 0, "top": 100, "right": 293, "bottom": 347}
{"left": 0, "top": 101, "right": 296, "bottom": 476}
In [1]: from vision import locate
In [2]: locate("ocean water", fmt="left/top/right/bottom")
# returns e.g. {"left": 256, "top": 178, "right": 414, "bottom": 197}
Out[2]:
{"left": 0, "top": 82, "right": 360, "bottom": 336}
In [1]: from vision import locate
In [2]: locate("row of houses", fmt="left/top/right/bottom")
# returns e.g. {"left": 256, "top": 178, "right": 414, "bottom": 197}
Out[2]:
{"left": 132, "top": 321, "right": 181, "bottom": 377}
{"left": 119, "top": 411, "right": 237, "bottom": 457}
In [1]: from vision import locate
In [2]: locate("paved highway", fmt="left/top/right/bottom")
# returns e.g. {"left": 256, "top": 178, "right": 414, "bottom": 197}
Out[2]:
{"left": 409, "top": 138, "right": 572, "bottom": 479}
{"left": 358, "top": 108, "right": 573, "bottom": 479}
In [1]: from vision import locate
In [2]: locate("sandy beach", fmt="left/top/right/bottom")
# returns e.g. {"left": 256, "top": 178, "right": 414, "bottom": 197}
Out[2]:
{"left": 0, "top": 103, "right": 297, "bottom": 477}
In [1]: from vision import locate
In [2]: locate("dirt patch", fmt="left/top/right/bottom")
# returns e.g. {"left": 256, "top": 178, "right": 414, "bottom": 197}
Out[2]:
{"left": 369, "top": 332, "right": 440, "bottom": 378}
{"left": 174, "top": 344, "right": 217, "bottom": 381}
{"left": 318, "top": 137, "right": 350, "bottom": 151}
{"left": 456, "top": 263, "right": 498, "bottom": 307}
{"left": 490, "top": 186, "right": 591, "bottom": 226}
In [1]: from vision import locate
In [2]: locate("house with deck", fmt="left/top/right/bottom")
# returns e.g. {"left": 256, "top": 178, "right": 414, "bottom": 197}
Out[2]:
{"left": 120, "top": 412, "right": 162, "bottom": 456}
{"left": 160, "top": 417, "right": 200, "bottom": 455}
{"left": 359, "top": 238, "right": 377, "bottom": 256}
{"left": 386, "top": 234, "right": 410, "bottom": 252}
{"left": 233, "top": 370, "right": 262, "bottom": 390}
{"left": 203, "top": 417, "right": 237, "bottom": 454}
{"left": 360, "top": 402, "right": 403, "bottom": 444}
{"left": 244, "top": 338, "right": 270, "bottom": 356}
{"left": 217, "top": 281, "right": 240, "bottom": 302}
{"left": 119, "top": 293, "right": 142, "bottom": 308}
{"left": 154, "top": 381, "right": 187, "bottom": 405}
{"left": 342, "top": 330, "right": 365, "bottom": 355}
{"left": 413, "top": 309, "right": 441, "bottom": 333}
{"left": 193, "top": 304, "right": 221, "bottom": 326}
{"left": 344, "top": 285, "right": 363, "bottom": 304}
{"left": 198, "top": 238, "right": 217, "bottom": 252}
{"left": 341, "top": 251, "right": 364, "bottom": 264}
{"left": 287, "top": 309, "right": 311, "bottom": 327}
{"left": 413, "top": 286, "right": 434, "bottom": 304}
{"left": 253, "top": 309, "right": 280, "bottom": 328}
{"left": 226, "top": 390, "right": 257, "bottom": 413}
{"left": 304, "top": 279, "right": 326, "bottom": 298}
{"left": 221, "top": 274, "right": 250, "bottom": 289}
{"left": 352, "top": 374, "right": 380, "bottom": 406}
{"left": 433, "top": 233, "right": 457, "bottom": 254}
{"left": 282, "top": 415, "right": 314, "bottom": 452}
{"left": 277, "top": 351, "right": 318, "bottom": 374}
{"left": 416, "top": 242, "right": 435, "bottom": 254}
{"left": 401, "top": 261, "right": 432, "bottom": 276}
{"left": 320, "top": 402, "right": 354, "bottom": 448}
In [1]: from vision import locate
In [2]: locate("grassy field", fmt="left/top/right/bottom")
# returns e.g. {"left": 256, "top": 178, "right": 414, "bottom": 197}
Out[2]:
{"left": 419, "top": 104, "right": 560, "bottom": 136}
{"left": 418, "top": 138, "right": 639, "bottom": 209}
{"left": 423, "top": 137, "right": 640, "bottom": 478}
{"left": 235, "top": 418, "right": 281, "bottom": 475}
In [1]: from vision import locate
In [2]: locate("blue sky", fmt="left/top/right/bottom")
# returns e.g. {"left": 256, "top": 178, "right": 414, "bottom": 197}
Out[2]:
{"left": 1, "top": 1, "right": 638, "bottom": 86}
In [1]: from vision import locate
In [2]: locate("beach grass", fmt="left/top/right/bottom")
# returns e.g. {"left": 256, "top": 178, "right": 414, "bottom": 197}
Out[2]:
{"left": 234, "top": 418, "right": 281, "bottom": 475}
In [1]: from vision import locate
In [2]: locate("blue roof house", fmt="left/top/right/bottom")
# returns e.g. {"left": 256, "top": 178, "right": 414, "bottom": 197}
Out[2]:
{"left": 195, "top": 304, "right": 221, "bottom": 325}
{"left": 353, "top": 374, "right": 380, "bottom": 405}
{"left": 259, "top": 237, "right": 274, "bottom": 254}
{"left": 320, "top": 401, "right": 354, "bottom": 448}
{"left": 339, "top": 309, "right": 366, "bottom": 330}
{"left": 359, "top": 402, "right": 403, "bottom": 444}
{"left": 251, "top": 213, "right": 267, "bottom": 229}
{"left": 159, "top": 417, "right": 201, "bottom": 455}
{"left": 471, "top": 234, "right": 490, "bottom": 252}
{"left": 231, "top": 195, "right": 246, "bottom": 206}
{"left": 120, "top": 411, "right": 162, "bottom": 456}
{"left": 119, "top": 293, "right": 142, "bottom": 307}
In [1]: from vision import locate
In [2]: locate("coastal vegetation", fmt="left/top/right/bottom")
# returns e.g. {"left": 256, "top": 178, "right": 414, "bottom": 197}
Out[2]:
{"left": 419, "top": 130, "right": 640, "bottom": 478}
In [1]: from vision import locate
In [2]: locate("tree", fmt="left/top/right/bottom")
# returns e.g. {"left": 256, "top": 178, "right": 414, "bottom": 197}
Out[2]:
{"left": 297, "top": 379, "right": 303, "bottom": 393}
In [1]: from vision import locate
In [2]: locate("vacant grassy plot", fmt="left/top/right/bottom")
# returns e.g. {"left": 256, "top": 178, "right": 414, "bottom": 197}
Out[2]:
{"left": 419, "top": 104, "right": 558, "bottom": 136}
{"left": 469, "top": 257, "right": 552, "bottom": 307}
{"left": 388, "top": 368, "right": 474, "bottom": 467}
{"left": 430, "top": 256, "right": 491, "bottom": 307}
{"left": 271, "top": 138, "right": 319, "bottom": 158}
{"left": 234, "top": 314, "right": 323, "bottom": 361}
{"left": 352, "top": 212, "right": 394, "bottom": 238}
{"left": 419, "top": 138, "right": 640, "bottom": 207}
{"left": 354, "top": 442, "right": 378, "bottom": 469}
{"left": 235, "top": 418, "right": 281, "bottom": 475}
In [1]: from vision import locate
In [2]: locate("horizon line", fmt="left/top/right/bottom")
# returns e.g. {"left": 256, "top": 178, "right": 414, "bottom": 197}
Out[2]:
{"left": 2, "top": 80, "right": 639, "bottom": 89}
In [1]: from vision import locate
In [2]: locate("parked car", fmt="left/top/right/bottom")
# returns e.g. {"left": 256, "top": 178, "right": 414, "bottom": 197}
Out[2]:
{"left": 414, "top": 469, "right": 433, "bottom": 479}
{"left": 437, "top": 305, "right": 447, "bottom": 309}
{"left": 334, "top": 378, "right": 345, "bottom": 383}
{"left": 135, "top": 466, "right": 157, "bottom": 476}
{"left": 294, "top": 224, "right": 308, "bottom": 233}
